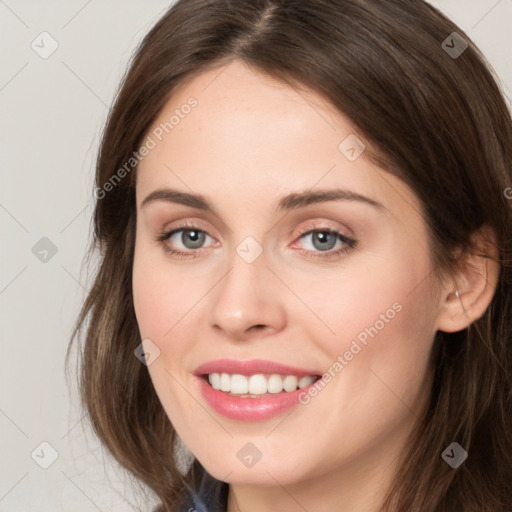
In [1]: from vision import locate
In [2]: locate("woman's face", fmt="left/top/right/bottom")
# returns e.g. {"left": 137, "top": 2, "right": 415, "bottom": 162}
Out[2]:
{"left": 132, "top": 60, "right": 446, "bottom": 490}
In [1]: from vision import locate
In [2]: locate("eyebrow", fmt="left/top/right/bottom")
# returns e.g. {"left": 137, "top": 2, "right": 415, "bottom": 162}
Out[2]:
{"left": 140, "top": 187, "right": 385, "bottom": 213}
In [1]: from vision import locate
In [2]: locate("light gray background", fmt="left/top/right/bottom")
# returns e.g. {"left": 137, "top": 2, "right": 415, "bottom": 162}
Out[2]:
{"left": 1, "top": 1, "right": 511, "bottom": 511}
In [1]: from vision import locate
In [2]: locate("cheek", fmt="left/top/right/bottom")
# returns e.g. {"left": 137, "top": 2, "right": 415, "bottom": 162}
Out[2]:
{"left": 287, "top": 240, "right": 437, "bottom": 356}
{"left": 132, "top": 245, "right": 201, "bottom": 436}
{"left": 132, "top": 236, "right": 195, "bottom": 341}
{"left": 291, "top": 245, "right": 438, "bottom": 421}
{"left": 132, "top": 263, "right": 160, "bottom": 340}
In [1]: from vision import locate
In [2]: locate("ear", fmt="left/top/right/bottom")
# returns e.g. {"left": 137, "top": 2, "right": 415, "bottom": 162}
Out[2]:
{"left": 436, "top": 224, "right": 500, "bottom": 333}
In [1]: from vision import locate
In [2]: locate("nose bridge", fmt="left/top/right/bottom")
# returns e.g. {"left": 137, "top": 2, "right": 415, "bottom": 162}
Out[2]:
{"left": 207, "top": 235, "right": 286, "bottom": 338}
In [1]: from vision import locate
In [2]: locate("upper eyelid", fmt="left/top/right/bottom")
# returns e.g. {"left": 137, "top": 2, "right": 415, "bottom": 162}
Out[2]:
{"left": 162, "top": 219, "right": 215, "bottom": 236}
{"left": 162, "top": 218, "right": 350, "bottom": 236}
{"left": 295, "top": 219, "right": 354, "bottom": 237}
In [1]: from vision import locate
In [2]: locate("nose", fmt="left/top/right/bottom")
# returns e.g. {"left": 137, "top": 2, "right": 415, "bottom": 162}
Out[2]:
{"left": 207, "top": 246, "right": 287, "bottom": 341}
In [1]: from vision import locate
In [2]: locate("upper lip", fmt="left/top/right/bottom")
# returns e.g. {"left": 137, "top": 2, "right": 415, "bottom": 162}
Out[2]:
{"left": 194, "top": 359, "right": 320, "bottom": 377}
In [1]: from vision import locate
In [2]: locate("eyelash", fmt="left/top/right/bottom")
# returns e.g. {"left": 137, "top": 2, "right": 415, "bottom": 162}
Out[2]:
{"left": 157, "top": 221, "right": 357, "bottom": 261}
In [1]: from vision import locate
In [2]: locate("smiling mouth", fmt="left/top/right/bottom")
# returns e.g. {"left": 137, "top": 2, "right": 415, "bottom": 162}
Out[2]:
{"left": 202, "top": 372, "right": 322, "bottom": 397}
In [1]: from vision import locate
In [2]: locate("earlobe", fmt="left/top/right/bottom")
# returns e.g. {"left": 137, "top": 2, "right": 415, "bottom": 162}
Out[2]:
{"left": 436, "top": 225, "right": 500, "bottom": 334}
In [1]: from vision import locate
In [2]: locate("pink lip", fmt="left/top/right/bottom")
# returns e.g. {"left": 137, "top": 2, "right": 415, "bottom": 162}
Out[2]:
{"left": 194, "top": 358, "right": 319, "bottom": 377}
{"left": 194, "top": 359, "right": 321, "bottom": 421}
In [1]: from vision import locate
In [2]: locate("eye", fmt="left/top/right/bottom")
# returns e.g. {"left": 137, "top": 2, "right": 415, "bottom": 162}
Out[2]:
{"left": 157, "top": 222, "right": 215, "bottom": 258}
{"left": 157, "top": 221, "right": 357, "bottom": 261}
{"left": 292, "top": 223, "right": 357, "bottom": 261}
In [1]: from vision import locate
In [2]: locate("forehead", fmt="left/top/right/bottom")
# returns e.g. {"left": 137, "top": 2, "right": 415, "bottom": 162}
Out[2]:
{"left": 135, "top": 60, "right": 420, "bottom": 222}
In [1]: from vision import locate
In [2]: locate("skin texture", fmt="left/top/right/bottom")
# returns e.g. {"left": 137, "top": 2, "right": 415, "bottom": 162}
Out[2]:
{"left": 131, "top": 60, "right": 498, "bottom": 512}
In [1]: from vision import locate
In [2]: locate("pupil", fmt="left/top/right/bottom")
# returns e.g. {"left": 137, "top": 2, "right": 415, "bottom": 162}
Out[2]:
{"left": 314, "top": 231, "right": 336, "bottom": 251}
{"left": 183, "top": 230, "right": 205, "bottom": 249}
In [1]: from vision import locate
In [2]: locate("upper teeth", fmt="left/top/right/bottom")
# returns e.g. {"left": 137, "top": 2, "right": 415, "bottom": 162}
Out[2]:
{"left": 207, "top": 373, "right": 317, "bottom": 395}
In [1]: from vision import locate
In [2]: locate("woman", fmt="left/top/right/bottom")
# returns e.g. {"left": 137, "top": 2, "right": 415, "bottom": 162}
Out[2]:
{"left": 69, "top": 0, "right": 512, "bottom": 510}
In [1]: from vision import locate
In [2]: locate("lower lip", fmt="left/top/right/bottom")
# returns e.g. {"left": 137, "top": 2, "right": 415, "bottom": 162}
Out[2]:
{"left": 196, "top": 376, "right": 319, "bottom": 421}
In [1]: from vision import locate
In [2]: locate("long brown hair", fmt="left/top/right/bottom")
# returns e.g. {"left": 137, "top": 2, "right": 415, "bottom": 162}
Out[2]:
{"left": 68, "top": 0, "right": 512, "bottom": 510}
